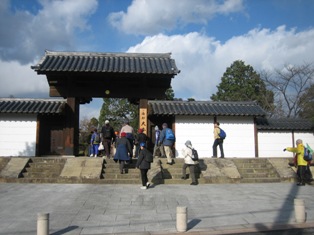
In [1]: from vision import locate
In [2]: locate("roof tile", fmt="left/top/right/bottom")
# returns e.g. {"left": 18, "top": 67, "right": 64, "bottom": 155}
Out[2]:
{"left": 32, "top": 51, "right": 180, "bottom": 75}
{"left": 0, "top": 98, "right": 65, "bottom": 115}
{"left": 148, "top": 101, "right": 266, "bottom": 116}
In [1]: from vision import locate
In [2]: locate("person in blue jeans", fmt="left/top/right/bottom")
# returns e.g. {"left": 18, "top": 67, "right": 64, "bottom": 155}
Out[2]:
{"left": 90, "top": 128, "right": 100, "bottom": 157}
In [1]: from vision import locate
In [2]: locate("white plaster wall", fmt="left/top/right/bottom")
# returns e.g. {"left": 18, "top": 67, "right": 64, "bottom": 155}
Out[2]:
{"left": 258, "top": 131, "right": 314, "bottom": 158}
{"left": 218, "top": 116, "right": 256, "bottom": 158}
{"left": 175, "top": 116, "right": 213, "bottom": 158}
{"left": 175, "top": 116, "right": 255, "bottom": 158}
{"left": 0, "top": 114, "right": 37, "bottom": 157}
{"left": 294, "top": 132, "right": 314, "bottom": 153}
{"left": 258, "top": 131, "right": 293, "bottom": 157}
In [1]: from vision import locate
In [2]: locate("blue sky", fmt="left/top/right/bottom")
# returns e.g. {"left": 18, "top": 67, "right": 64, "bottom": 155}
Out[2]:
{"left": 1, "top": 0, "right": 314, "bottom": 120}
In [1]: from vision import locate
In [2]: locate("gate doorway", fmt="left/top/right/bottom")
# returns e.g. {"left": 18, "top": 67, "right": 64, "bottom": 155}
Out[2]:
{"left": 32, "top": 51, "right": 179, "bottom": 155}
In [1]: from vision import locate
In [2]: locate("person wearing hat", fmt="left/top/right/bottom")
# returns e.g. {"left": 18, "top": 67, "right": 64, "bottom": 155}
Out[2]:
{"left": 114, "top": 132, "right": 132, "bottom": 174}
{"left": 134, "top": 128, "right": 147, "bottom": 159}
{"left": 136, "top": 142, "right": 153, "bottom": 189}
{"left": 284, "top": 139, "right": 308, "bottom": 186}
{"left": 100, "top": 120, "right": 116, "bottom": 159}
{"left": 158, "top": 123, "right": 176, "bottom": 165}
{"left": 181, "top": 140, "right": 198, "bottom": 185}
{"left": 120, "top": 119, "right": 135, "bottom": 162}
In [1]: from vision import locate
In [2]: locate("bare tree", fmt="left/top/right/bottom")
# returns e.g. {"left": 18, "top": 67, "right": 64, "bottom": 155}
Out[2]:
{"left": 261, "top": 63, "right": 314, "bottom": 118}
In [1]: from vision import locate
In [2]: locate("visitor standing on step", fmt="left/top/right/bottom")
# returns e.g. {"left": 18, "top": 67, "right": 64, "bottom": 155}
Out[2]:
{"left": 114, "top": 132, "right": 132, "bottom": 174}
{"left": 134, "top": 128, "right": 147, "bottom": 159}
{"left": 90, "top": 128, "right": 100, "bottom": 157}
{"left": 181, "top": 140, "right": 198, "bottom": 185}
{"left": 100, "top": 120, "right": 116, "bottom": 159}
{"left": 136, "top": 142, "right": 153, "bottom": 189}
{"left": 284, "top": 139, "right": 307, "bottom": 186}
{"left": 159, "top": 123, "right": 175, "bottom": 165}
{"left": 120, "top": 120, "right": 135, "bottom": 162}
{"left": 153, "top": 125, "right": 163, "bottom": 158}
{"left": 212, "top": 122, "right": 224, "bottom": 158}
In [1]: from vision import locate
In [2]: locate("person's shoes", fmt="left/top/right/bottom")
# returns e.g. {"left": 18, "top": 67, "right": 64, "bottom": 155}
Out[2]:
{"left": 190, "top": 182, "right": 198, "bottom": 185}
{"left": 219, "top": 157, "right": 224, "bottom": 158}
{"left": 90, "top": 154, "right": 93, "bottom": 157}
{"left": 181, "top": 177, "right": 186, "bottom": 180}
{"left": 297, "top": 183, "right": 305, "bottom": 186}
{"left": 146, "top": 182, "right": 150, "bottom": 188}
{"left": 120, "top": 170, "right": 123, "bottom": 174}
{"left": 140, "top": 186, "right": 147, "bottom": 190}
{"left": 167, "top": 162, "right": 172, "bottom": 165}
{"left": 212, "top": 156, "right": 217, "bottom": 158}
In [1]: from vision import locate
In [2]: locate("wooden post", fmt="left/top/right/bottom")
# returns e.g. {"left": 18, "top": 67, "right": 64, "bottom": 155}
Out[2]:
{"left": 139, "top": 99, "right": 148, "bottom": 134}
{"left": 64, "top": 97, "right": 79, "bottom": 156}
{"left": 254, "top": 117, "right": 259, "bottom": 158}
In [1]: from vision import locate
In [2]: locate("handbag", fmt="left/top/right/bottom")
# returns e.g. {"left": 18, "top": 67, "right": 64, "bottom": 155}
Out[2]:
{"left": 98, "top": 142, "right": 104, "bottom": 151}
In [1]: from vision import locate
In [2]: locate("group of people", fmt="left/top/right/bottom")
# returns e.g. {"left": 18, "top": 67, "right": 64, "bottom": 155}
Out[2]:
{"left": 89, "top": 120, "right": 153, "bottom": 189}
{"left": 88, "top": 121, "right": 225, "bottom": 188}
{"left": 90, "top": 120, "right": 312, "bottom": 188}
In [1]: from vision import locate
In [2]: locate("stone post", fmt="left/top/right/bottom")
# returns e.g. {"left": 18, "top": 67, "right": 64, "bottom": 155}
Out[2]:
{"left": 176, "top": 206, "right": 187, "bottom": 232}
{"left": 294, "top": 198, "right": 306, "bottom": 223}
{"left": 37, "top": 213, "right": 49, "bottom": 235}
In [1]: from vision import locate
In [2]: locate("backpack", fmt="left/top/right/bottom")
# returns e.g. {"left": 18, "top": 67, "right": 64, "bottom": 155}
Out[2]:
{"left": 165, "top": 128, "right": 175, "bottom": 140}
{"left": 103, "top": 127, "right": 112, "bottom": 138}
{"left": 304, "top": 147, "right": 313, "bottom": 161}
{"left": 189, "top": 147, "right": 199, "bottom": 161}
{"left": 219, "top": 128, "right": 226, "bottom": 139}
{"left": 145, "top": 150, "right": 154, "bottom": 163}
{"left": 94, "top": 133, "right": 100, "bottom": 144}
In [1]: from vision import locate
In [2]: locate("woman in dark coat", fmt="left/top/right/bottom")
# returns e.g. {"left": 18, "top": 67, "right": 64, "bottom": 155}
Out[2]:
{"left": 136, "top": 142, "right": 153, "bottom": 189}
{"left": 114, "top": 132, "right": 132, "bottom": 174}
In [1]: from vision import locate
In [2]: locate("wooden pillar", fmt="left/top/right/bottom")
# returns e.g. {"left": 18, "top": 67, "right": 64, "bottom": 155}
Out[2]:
{"left": 139, "top": 99, "right": 148, "bottom": 134}
{"left": 254, "top": 117, "right": 259, "bottom": 158}
{"left": 64, "top": 97, "right": 79, "bottom": 156}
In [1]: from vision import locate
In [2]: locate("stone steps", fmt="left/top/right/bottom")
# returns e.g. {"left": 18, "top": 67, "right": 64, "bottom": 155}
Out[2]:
{"left": 233, "top": 158, "right": 281, "bottom": 183}
{"left": 21, "top": 158, "right": 66, "bottom": 180}
{"left": 0, "top": 157, "right": 298, "bottom": 184}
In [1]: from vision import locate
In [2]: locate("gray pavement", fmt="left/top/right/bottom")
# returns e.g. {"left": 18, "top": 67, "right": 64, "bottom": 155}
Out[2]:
{"left": 0, "top": 183, "right": 314, "bottom": 235}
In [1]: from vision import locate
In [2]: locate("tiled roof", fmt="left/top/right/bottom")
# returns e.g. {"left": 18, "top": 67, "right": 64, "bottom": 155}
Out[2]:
{"left": 256, "top": 117, "right": 314, "bottom": 131}
{"left": 31, "top": 50, "right": 180, "bottom": 75}
{"left": 148, "top": 101, "right": 266, "bottom": 116}
{"left": 0, "top": 98, "right": 66, "bottom": 114}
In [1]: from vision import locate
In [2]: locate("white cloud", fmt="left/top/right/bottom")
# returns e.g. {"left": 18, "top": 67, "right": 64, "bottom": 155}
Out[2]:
{"left": 127, "top": 26, "right": 314, "bottom": 100}
{"left": 0, "top": 60, "right": 49, "bottom": 98}
{"left": 0, "top": 0, "right": 98, "bottom": 64}
{"left": 109, "top": 0, "right": 244, "bottom": 35}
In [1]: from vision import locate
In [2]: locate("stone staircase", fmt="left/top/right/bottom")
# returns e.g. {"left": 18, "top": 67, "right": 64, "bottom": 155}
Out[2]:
{"left": 157, "top": 158, "right": 205, "bottom": 184}
{"left": 0, "top": 157, "right": 299, "bottom": 184}
{"left": 21, "top": 158, "right": 66, "bottom": 183}
{"left": 233, "top": 158, "right": 281, "bottom": 183}
{"left": 101, "top": 159, "right": 141, "bottom": 184}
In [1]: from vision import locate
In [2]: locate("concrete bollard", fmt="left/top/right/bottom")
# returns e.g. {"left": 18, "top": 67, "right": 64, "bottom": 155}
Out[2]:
{"left": 37, "top": 213, "right": 49, "bottom": 235}
{"left": 176, "top": 206, "right": 187, "bottom": 232}
{"left": 294, "top": 199, "right": 306, "bottom": 223}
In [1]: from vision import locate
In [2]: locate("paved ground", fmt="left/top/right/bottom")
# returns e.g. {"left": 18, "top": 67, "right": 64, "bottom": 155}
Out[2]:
{"left": 0, "top": 183, "right": 314, "bottom": 235}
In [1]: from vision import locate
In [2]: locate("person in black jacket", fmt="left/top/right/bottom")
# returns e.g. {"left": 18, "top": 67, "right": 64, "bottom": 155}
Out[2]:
{"left": 136, "top": 142, "right": 152, "bottom": 189}
{"left": 134, "top": 128, "right": 147, "bottom": 159}
{"left": 101, "top": 120, "right": 116, "bottom": 159}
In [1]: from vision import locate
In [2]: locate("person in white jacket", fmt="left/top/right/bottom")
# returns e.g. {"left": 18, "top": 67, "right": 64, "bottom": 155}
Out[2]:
{"left": 181, "top": 140, "right": 198, "bottom": 185}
